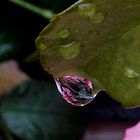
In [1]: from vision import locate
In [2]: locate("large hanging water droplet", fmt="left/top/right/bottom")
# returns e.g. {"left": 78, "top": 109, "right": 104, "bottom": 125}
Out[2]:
{"left": 54, "top": 76, "right": 97, "bottom": 106}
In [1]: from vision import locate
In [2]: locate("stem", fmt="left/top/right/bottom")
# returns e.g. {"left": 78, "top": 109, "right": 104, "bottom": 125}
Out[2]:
{"left": 9, "top": 0, "right": 54, "bottom": 19}
{"left": 23, "top": 51, "right": 39, "bottom": 62}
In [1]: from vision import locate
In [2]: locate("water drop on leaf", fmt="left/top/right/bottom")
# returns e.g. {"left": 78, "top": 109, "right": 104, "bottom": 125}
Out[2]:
{"left": 91, "top": 12, "right": 104, "bottom": 23}
{"left": 56, "top": 28, "right": 70, "bottom": 39}
{"left": 137, "top": 83, "right": 140, "bottom": 90}
{"left": 124, "top": 68, "right": 139, "bottom": 78}
{"left": 58, "top": 41, "right": 81, "bottom": 59}
{"left": 54, "top": 76, "right": 97, "bottom": 106}
{"left": 38, "top": 43, "right": 46, "bottom": 51}
{"left": 77, "top": 3, "right": 96, "bottom": 17}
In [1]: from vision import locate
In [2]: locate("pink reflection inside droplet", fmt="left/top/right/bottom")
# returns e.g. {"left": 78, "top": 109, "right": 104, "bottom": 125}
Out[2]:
{"left": 54, "top": 75, "right": 97, "bottom": 106}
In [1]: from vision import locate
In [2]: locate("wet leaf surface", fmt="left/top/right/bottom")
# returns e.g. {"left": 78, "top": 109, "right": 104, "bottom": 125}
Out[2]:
{"left": 36, "top": 0, "right": 140, "bottom": 107}
{"left": 1, "top": 80, "right": 86, "bottom": 140}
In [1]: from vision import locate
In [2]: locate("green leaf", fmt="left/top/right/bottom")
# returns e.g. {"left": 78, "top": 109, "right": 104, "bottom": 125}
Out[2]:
{"left": 1, "top": 80, "right": 86, "bottom": 140}
{"left": 36, "top": 0, "right": 140, "bottom": 107}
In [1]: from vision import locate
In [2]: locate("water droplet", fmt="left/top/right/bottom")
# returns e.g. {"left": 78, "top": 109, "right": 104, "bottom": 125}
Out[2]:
{"left": 54, "top": 76, "right": 97, "bottom": 106}
{"left": 77, "top": 3, "right": 104, "bottom": 23}
{"left": 124, "top": 68, "right": 139, "bottom": 78}
{"left": 137, "top": 83, "right": 140, "bottom": 90}
{"left": 36, "top": 36, "right": 47, "bottom": 51}
{"left": 56, "top": 28, "right": 70, "bottom": 39}
{"left": 58, "top": 41, "right": 81, "bottom": 59}
{"left": 77, "top": 3, "right": 96, "bottom": 17}
{"left": 38, "top": 43, "right": 46, "bottom": 51}
{"left": 91, "top": 12, "right": 104, "bottom": 23}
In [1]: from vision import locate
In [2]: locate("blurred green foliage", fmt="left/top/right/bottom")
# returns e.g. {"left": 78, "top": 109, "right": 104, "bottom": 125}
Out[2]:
{"left": 1, "top": 81, "right": 86, "bottom": 140}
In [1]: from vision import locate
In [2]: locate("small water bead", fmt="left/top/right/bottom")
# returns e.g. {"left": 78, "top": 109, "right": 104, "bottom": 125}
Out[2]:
{"left": 77, "top": 3, "right": 96, "bottom": 17}
{"left": 77, "top": 3, "right": 104, "bottom": 23}
{"left": 124, "top": 68, "right": 139, "bottom": 79}
{"left": 58, "top": 41, "right": 81, "bottom": 59}
{"left": 137, "top": 83, "right": 140, "bottom": 90}
{"left": 54, "top": 76, "right": 97, "bottom": 106}
{"left": 38, "top": 43, "right": 47, "bottom": 51}
{"left": 56, "top": 28, "right": 70, "bottom": 39}
{"left": 36, "top": 36, "right": 47, "bottom": 51}
{"left": 91, "top": 12, "right": 104, "bottom": 23}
